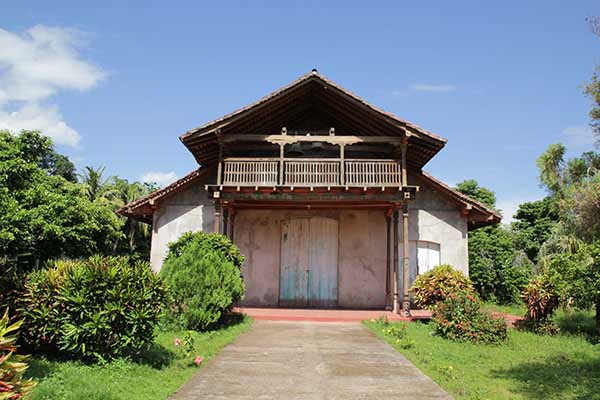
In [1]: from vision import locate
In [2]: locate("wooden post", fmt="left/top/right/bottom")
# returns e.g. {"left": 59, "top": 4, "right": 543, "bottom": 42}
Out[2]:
{"left": 402, "top": 204, "right": 411, "bottom": 316}
{"left": 217, "top": 140, "right": 223, "bottom": 186}
{"left": 340, "top": 144, "right": 345, "bottom": 186}
{"left": 229, "top": 207, "right": 236, "bottom": 242}
{"left": 400, "top": 137, "right": 408, "bottom": 186}
{"left": 214, "top": 201, "right": 222, "bottom": 234}
{"left": 393, "top": 208, "right": 399, "bottom": 313}
{"left": 223, "top": 207, "right": 229, "bottom": 238}
{"left": 385, "top": 208, "right": 393, "bottom": 310}
{"left": 279, "top": 143, "right": 284, "bottom": 186}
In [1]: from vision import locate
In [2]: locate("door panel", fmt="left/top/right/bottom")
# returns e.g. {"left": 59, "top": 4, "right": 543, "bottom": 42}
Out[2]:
{"left": 279, "top": 218, "right": 310, "bottom": 307}
{"left": 308, "top": 217, "right": 339, "bottom": 307}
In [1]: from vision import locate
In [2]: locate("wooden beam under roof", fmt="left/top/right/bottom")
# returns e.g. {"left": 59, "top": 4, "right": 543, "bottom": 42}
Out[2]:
{"left": 222, "top": 134, "right": 409, "bottom": 145}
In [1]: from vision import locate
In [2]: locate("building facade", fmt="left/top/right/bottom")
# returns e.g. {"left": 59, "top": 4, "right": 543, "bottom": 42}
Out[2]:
{"left": 120, "top": 71, "right": 500, "bottom": 314}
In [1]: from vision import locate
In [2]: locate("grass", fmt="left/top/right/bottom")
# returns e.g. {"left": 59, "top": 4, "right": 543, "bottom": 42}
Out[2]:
{"left": 365, "top": 313, "right": 600, "bottom": 400}
{"left": 26, "top": 316, "right": 251, "bottom": 400}
{"left": 481, "top": 301, "right": 527, "bottom": 317}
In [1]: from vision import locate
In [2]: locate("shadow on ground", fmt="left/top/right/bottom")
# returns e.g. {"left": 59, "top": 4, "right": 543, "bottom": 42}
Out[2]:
{"left": 494, "top": 352, "right": 600, "bottom": 400}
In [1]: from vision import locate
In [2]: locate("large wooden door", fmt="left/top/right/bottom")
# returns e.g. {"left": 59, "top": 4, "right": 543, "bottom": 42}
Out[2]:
{"left": 279, "top": 217, "right": 339, "bottom": 307}
{"left": 308, "top": 217, "right": 338, "bottom": 307}
{"left": 280, "top": 218, "right": 310, "bottom": 307}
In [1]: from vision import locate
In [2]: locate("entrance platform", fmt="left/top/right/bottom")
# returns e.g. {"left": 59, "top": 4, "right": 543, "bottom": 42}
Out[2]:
{"left": 234, "top": 307, "right": 432, "bottom": 322}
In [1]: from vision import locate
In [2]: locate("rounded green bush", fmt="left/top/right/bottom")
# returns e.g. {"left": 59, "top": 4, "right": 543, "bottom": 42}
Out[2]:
{"left": 19, "top": 256, "right": 166, "bottom": 360}
{"left": 411, "top": 264, "right": 474, "bottom": 310}
{"left": 161, "top": 232, "right": 245, "bottom": 331}
{"left": 433, "top": 292, "right": 508, "bottom": 344}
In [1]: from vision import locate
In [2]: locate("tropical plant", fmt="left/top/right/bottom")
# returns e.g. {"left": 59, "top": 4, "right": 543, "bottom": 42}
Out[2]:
{"left": 111, "top": 178, "right": 155, "bottom": 256}
{"left": 78, "top": 166, "right": 115, "bottom": 203}
{"left": 0, "top": 310, "right": 36, "bottom": 399}
{"left": 432, "top": 292, "right": 508, "bottom": 344}
{"left": 522, "top": 276, "right": 560, "bottom": 335}
{"left": 19, "top": 256, "right": 166, "bottom": 360}
{"left": 411, "top": 264, "right": 474, "bottom": 310}
{"left": 161, "top": 233, "right": 245, "bottom": 331}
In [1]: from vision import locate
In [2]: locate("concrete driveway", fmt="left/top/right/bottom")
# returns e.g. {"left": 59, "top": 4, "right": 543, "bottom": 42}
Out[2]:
{"left": 170, "top": 321, "right": 452, "bottom": 400}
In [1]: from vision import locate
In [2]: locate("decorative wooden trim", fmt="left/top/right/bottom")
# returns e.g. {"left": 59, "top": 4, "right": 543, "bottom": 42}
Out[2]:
{"left": 402, "top": 204, "right": 411, "bottom": 317}
{"left": 223, "top": 134, "right": 406, "bottom": 146}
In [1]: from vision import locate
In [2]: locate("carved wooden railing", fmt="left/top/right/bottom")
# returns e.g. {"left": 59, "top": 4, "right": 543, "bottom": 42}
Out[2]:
{"left": 222, "top": 158, "right": 279, "bottom": 186}
{"left": 344, "top": 160, "right": 401, "bottom": 186}
{"left": 284, "top": 159, "right": 340, "bottom": 186}
{"left": 221, "top": 158, "right": 402, "bottom": 187}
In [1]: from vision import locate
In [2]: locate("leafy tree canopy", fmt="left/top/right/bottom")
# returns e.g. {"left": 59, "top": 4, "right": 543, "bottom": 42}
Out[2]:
{"left": 0, "top": 130, "right": 145, "bottom": 271}
{"left": 455, "top": 179, "right": 497, "bottom": 208}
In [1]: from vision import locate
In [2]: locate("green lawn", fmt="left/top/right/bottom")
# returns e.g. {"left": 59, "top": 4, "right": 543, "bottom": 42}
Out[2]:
{"left": 365, "top": 313, "right": 600, "bottom": 400}
{"left": 26, "top": 317, "right": 251, "bottom": 400}
{"left": 481, "top": 301, "right": 527, "bottom": 317}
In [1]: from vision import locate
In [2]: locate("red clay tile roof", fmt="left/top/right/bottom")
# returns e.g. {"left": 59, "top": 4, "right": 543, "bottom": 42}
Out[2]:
{"left": 117, "top": 168, "right": 209, "bottom": 223}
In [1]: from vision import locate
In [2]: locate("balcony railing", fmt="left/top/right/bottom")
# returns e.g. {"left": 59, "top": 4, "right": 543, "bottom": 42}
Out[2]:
{"left": 221, "top": 158, "right": 402, "bottom": 187}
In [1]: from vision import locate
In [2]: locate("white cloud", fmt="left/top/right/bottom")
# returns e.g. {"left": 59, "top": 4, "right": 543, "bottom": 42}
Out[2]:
{"left": 0, "top": 25, "right": 106, "bottom": 147}
{"left": 561, "top": 126, "right": 595, "bottom": 148}
{"left": 411, "top": 83, "right": 456, "bottom": 93}
{"left": 0, "top": 103, "right": 80, "bottom": 146}
{"left": 141, "top": 172, "right": 178, "bottom": 187}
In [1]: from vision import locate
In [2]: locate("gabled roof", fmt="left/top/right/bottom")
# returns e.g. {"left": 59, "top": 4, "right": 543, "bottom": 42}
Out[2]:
{"left": 180, "top": 70, "right": 447, "bottom": 169}
{"left": 416, "top": 171, "right": 502, "bottom": 228}
{"left": 118, "top": 167, "right": 501, "bottom": 229}
{"left": 117, "top": 168, "right": 208, "bottom": 223}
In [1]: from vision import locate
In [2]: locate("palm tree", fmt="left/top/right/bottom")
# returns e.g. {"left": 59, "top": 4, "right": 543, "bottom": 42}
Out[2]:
{"left": 78, "top": 166, "right": 116, "bottom": 202}
{"left": 111, "top": 178, "right": 152, "bottom": 254}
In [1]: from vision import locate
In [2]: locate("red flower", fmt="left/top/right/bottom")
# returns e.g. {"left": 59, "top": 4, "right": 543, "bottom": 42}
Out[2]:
{"left": 194, "top": 355, "right": 203, "bottom": 366}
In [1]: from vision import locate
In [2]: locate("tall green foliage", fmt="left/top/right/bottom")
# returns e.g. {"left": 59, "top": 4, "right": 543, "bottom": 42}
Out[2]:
{"left": 512, "top": 197, "right": 560, "bottom": 263}
{"left": 456, "top": 179, "right": 532, "bottom": 304}
{"left": 161, "top": 232, "right": 245, "bottom": 331}
{"left": 0, "top": 130, "right": 122, "bottom": 271}
{"left": 19, "top": 256, "right": 166, "bottom": 360}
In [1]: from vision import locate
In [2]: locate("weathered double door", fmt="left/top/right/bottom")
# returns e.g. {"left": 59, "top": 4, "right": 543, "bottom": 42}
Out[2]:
{"left": 279, "top": 217, "right": 339, "bottom": 308}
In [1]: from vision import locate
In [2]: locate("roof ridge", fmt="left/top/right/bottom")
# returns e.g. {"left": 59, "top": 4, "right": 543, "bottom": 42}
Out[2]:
{"left": 180, "top": 71, "right": 447, "bottom": 144}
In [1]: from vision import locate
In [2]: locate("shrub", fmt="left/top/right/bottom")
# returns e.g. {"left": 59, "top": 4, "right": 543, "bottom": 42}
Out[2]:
{"left": 0, "top": 310, "right": 36, "bottom": 399}
{"left": 411, "top": 264, "right": 474, "bottom": 310}
{"left": 521, "top": 275, "right": 560, "bottom": 335}
{"left": 161, "top": 233, "right": 245, "bottom": 331}
{"left": 165, "top": 231, "right": 244, "bottom": 269}
{"left": 19, "top": 256, "right": 166, "bottom": 360}
{"left": 432, "top": 292, "right": 508, "bottom": 344}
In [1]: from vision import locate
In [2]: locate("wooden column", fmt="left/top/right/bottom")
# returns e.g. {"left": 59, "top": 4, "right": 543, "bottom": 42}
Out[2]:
{"left": 213, "top": 201, "right": 222, "bottom": 234}
{"left": 278, "top": 143, "right": 285, "bottom": 186}
{"left": 223, "top": 207, "right": 229, "bottom": 238}
{"left": 385, "top": 208, "right": 393, "bottom": 310}
{"left": 229, "top": 207, "right": 236, "bottom": 242}
{"left": 340, "top": 144, "right": 345, "bottom": 186}
{"left": 400, "top": 137, "right": 408, "bottom": 186}
{"left": 216, "top": 136, "right": 223, "bottom": 186}
{"left": 402, "top": 204, "right": 411, "bottom": 316}
{"left": 393, "top": 208, "right": 399, "bottom": 313}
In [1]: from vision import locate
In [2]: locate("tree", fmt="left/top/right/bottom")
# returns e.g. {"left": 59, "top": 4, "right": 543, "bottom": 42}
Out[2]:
{"left": 111, "top": 177, "right": 154, "bottom": 258}
{"left": 545, "top": 242, "right": 600, "bottom": 334}
{"left": 0, "top": 130, "right": 122, "bottom": 271}
{"left": 512, "top": 197, "right": 560, "bottom": 263}
{"left": 456, "top": 179, "right": 531, "bottom": 303}
{"left": 455, "top": 179, "right": 496, "bottom": 208}
{"left": 79, "top": 166, "right": 115, "bottom": 203}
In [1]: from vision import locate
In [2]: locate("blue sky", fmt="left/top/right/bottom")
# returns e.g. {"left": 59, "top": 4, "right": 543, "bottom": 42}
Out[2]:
{"left": 2, "top": 1, "right": 599, "bottom": 220}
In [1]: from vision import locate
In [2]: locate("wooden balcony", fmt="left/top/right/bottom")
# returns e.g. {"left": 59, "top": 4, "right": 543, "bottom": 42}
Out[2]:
{"left": 220, "top": 158, "right": 402, "bottom": 188}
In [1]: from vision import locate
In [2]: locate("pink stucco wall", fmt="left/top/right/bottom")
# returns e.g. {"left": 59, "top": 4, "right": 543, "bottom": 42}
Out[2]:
{"left": 234, "top": 209, "right": 388, "bottom": 309}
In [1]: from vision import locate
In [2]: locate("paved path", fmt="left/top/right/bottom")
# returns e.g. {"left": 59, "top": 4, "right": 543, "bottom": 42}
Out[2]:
{"left": 170, "top": 321, "right": 452, "bottom": 400}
